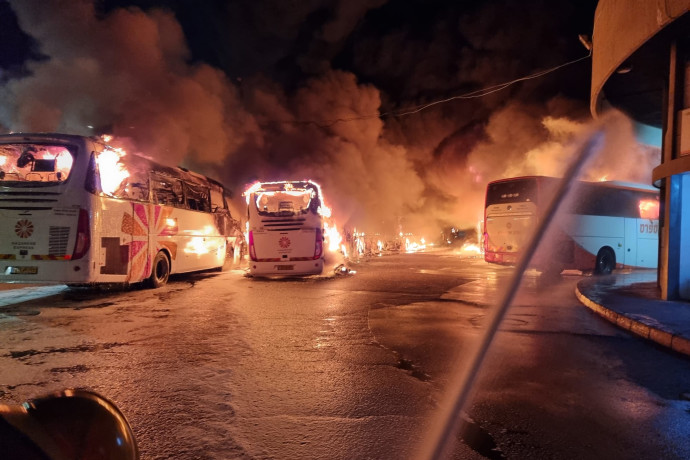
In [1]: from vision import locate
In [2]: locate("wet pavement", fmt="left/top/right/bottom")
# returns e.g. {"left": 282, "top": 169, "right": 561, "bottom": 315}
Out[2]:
{"left": 575, "top": 270, "right": 690, "bottom": 357}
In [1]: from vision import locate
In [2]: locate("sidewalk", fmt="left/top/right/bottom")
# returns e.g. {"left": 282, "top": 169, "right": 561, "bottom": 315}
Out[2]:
{"left": 575, "top": 270, "right": 690, "bottom": 357}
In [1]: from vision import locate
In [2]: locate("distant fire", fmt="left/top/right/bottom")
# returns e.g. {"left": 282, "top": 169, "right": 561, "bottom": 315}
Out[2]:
{"left": 459, "top": 242, "right": 482, "bottom": 255}
{"left": 405, "top": 236, "right": 427, "bottom": 253}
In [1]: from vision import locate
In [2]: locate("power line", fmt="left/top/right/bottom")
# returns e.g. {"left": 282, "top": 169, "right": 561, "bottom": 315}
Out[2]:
{"left": 274, "top": 51, "right": 592, "bottom": 127}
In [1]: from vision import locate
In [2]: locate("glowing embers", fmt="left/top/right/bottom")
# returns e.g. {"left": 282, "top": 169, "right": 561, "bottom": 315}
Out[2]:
{"left": 638, "top": 199, "right": 659, "bottom": 220}
{"left": 96, "top": 146, "right": 130, "bottom": 196}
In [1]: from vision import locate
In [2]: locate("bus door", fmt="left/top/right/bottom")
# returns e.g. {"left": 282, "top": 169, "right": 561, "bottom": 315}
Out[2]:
{"left": 623, "top": 218, "right": 638, "bottom": 267}
{"left": 636, "top": 218, "right": 658, "bottom": 268}
{"left": 151, "top": 174, "right": 185, "bottom": 274}
{"left": 97, "top": 166, "right": 150, "bottom": 283}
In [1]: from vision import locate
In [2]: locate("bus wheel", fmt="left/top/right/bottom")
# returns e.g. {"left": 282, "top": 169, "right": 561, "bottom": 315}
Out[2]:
{"left": 594, "top": 247, "right": 615, "bottom": 275}
{"left": 149, "top": 251, "right": 170, "bottom": 288}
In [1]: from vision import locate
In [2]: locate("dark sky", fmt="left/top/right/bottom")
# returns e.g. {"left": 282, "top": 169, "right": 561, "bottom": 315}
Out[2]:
{"left": 2, "top": 0, "right": 657, "bottom": 236}
{"left": 96, "top": 0, "right": 597, "bottom": 104}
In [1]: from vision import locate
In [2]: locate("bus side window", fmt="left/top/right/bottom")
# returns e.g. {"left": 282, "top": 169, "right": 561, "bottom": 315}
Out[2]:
{"left": 152, "top": 177, "right": 183, "bottom": 207}
{"left": 184, "top": 183, "right": 210, "bottom": 212}
{"left": 129, "top": 181, "right": 149, "bottom": 202}
{"left": 211, "top": 188, "right": 226, "bottom": 213}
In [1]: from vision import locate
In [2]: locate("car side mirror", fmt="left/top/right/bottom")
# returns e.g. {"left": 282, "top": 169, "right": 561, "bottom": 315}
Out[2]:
{"left": 0, "top": 389, "right": 139, "bottom": 459}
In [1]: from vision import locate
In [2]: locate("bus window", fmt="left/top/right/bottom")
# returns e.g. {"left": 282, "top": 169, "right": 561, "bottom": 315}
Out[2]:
{"left": 95, "top": 151, "right": 149, "bottom": 201}
{"left": 210, "top": 188, "right": 225, "bottom": 212}
{"left": 185, "top": 183, "right": 210, "bottom": 212}
{"left": 152, "top": 176, "right": 185, "bottom": 208}
{"left": 0, "top": 143, "right": 75, "bottom": 184}
{"left": 639, "top": 197, "right": 659, "bottom": 219}
{"left": 255, "top": 188, "right": 314, "bottom": 216}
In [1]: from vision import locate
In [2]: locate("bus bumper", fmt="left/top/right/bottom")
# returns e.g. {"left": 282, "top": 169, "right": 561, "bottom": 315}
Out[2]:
{"left": 249, "top": 259, "right": 324, "bottom": 276}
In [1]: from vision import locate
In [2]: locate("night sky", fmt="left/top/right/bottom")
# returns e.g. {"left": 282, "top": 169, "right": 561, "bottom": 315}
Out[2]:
{"left": 1, "top": 0, "right": 657, "bottom": 235}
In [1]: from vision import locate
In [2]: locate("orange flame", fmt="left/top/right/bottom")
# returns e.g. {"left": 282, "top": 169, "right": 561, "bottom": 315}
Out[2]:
{"left": 95, "top": 142, "right": 129, "bottom": 196}
{"left": 639, "top": 199, "right": 659, "bottom": 220}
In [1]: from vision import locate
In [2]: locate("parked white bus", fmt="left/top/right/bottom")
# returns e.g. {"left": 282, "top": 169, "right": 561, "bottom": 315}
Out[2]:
{"left": 245, "top": 180, "right": 326, "bottom": 276}
{"left": 0, "top": 133, "right": 240, "bottom": 287}
{"left": 484, "top": 176, "right": 660, "bottom": 274}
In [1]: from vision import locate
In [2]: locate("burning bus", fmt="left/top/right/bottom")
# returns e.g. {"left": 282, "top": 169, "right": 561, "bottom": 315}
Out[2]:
{"left": 244, "top": 180, "right": 331, "bottom": 276}
{"left": 0, "top": 133, "right": 240, "bottom": 287}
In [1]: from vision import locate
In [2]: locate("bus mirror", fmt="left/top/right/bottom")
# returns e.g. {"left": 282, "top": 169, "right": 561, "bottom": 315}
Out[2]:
{"left": 0, "top": 389, "right": 139, "bottom": 460}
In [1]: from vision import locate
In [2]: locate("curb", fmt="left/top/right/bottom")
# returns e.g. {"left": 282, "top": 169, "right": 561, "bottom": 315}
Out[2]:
{"left": 574, "top": 285, "right": 690, "bottom": 357}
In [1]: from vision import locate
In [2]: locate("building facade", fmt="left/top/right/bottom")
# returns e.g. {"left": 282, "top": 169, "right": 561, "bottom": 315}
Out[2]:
{"left": 591, "top": 0, "right": 690, "bottom": 300}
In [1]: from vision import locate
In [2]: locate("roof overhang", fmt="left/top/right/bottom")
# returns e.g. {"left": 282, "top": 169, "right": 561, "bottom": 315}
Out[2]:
{"left": 591, "top": 0, "right": 690, "bottom": 127}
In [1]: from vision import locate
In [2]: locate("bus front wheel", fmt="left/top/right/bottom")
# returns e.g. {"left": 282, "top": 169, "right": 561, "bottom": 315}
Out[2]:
{"left": 149, "top": 251, "right": 170, "bottom": 288}
{"left": 594, "top": 247, "right": 615, "bottom": 275}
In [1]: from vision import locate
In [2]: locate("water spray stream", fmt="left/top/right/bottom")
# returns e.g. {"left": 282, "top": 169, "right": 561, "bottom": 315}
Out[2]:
{"left": 420, "top": 129, "right": 605, "bottom": 459}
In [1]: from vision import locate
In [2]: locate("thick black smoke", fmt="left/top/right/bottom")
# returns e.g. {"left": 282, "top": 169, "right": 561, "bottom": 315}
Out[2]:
{"left": 1, "top": 0, "right": 656, "bottom": 238}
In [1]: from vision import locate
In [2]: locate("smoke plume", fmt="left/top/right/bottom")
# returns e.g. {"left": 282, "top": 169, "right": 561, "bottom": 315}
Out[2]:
{"left": 1, "top": 0, "right": 657, "bottom": 240}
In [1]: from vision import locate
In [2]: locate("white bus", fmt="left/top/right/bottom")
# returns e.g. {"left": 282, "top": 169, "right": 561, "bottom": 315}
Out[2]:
{"left": 245, "top": 180, "right": 326, "bottom": 276}
{"left": 0, "top": 133, "right": 241, "bottom": 288}
{"left": 484, "top": 176, "right": 660, "bottom": 274}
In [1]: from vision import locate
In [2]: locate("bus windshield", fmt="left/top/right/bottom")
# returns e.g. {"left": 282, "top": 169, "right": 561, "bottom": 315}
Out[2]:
{"left": 252, "top": 183, "right": 319, "bottom": 217}
{"left": 485, "top": 177, "right": 540, "bottom": 205}
{"left": 0, "top": 143, "right": 75, "bottom": 185}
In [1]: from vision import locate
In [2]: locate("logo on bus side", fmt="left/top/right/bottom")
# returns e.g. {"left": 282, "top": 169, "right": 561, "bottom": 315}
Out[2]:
{"left": 15, "top": 219, "right": 34, "bottom": 238}
{"left": 279, "top": 236, "right": 291, "bottom": 248}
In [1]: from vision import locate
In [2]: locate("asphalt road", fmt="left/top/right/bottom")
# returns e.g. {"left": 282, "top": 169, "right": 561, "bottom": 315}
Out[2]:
{"left": 1, "top": 251, "right": 689, "bottom": 459}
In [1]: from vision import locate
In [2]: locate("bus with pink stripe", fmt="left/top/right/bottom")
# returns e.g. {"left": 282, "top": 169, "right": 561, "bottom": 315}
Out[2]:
{"left": 0, "top": 133, "right": 241, "bottom": 288}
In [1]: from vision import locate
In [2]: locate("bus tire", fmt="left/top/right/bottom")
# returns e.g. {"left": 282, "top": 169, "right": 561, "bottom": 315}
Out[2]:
{"left": 149, "top": 251, "right": 170, "bottom": 288}
{"left": 594, "top": 247, "right": 615, "bottom": 275}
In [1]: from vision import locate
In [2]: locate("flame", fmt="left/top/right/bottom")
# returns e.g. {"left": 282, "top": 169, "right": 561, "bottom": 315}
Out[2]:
{"left": 51, "top": 150, "right": 73, "bottom": 172}
{"left": 598, "top": 175, "right": 608, "bottom": 182}
{"left": 405, "top": 236, "right": 427, "bottom": 253}
{"left": 323, "top": 221, "right": 342, "bottom": 252}
{"left": 460, "top": 243, "right": 482, "bottom": 254}
{"left": 183, "top": 227, "right": 219, "bottom": 255}
{"left": 639, "top": 199, "right": 659, "bottom": 220}
{"left": 318, "top": 204, "right": 332, "bottom": 218}
{"left": 96, "top": 147, "right": 130, "bottom": 196}
{"left": 0, "top": 156, "right": 6, "bottom": 167}
{"left": 244, "top": 181, "right": 263, "bottom": 205}
{"left": 184, "top": 237, "right": 211, "bottom": 255}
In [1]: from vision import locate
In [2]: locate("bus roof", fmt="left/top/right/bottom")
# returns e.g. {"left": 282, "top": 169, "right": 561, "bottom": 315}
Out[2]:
{"left": 1, "top": 132, "right": 227, "bottom": 191}
{"left": 487, "top": 175, "right": 657, "bottom": 193}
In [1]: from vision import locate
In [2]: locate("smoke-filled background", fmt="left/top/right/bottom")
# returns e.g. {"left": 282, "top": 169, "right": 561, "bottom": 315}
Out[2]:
{"left": 0, "top": 0, "right": 659, "bottom": 238}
